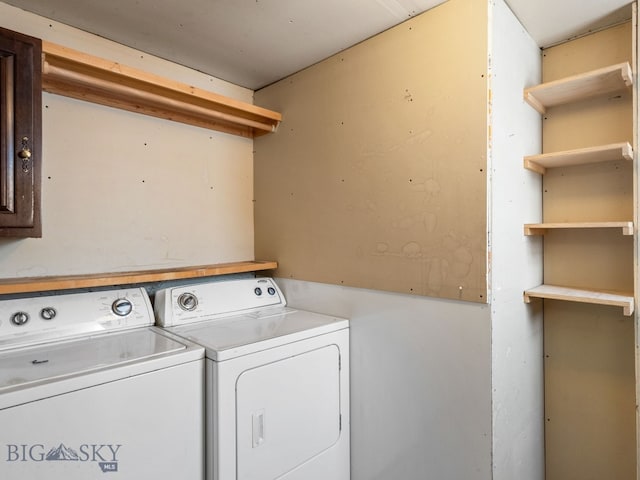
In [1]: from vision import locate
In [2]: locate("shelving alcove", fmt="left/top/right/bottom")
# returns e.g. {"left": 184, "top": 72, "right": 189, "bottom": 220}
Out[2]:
{"left": 522, "top": 61, "right": 635, "bottom": 316}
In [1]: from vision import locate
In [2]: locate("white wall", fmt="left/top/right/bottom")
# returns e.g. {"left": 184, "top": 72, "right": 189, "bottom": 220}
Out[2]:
{"left": 0, "top": 2, "right": 255, "bottom": 278}
{"left": 488, "top": 1, "right": 544, "bottom": 479}
{"left": 277, "top": 278, "right": 492, "bottom": 480}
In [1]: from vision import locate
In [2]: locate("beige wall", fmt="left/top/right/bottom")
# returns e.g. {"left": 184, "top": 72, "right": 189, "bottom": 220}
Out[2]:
{"left": 540, "top": 22, "right": 637, "bottom": 480}
{"left": 0, "top": 2, "right": 256, "bottom": 279}
{"left": 254, "top": 0, "right": 488, "bottom": 303}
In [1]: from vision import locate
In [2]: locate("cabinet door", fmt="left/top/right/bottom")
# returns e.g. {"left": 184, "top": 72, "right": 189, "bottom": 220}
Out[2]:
{"left": 0, "top": 27, "right": 41, "bottom": 237}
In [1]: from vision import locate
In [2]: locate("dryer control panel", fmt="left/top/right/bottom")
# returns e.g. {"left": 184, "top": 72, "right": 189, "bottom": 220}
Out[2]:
{"left": 154, "top": 278, "right": 285, "bottom": 327}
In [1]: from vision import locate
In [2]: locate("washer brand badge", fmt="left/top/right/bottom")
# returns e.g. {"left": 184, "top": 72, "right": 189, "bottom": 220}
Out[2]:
{"left": 6, "top": 443, "right": 122, "bottom": 473}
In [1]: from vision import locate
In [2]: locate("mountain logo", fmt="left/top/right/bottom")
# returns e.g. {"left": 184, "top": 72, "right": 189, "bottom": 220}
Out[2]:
{"left": 45, "top": 443, "right": 80, "bottom": 461}
{"left": 7, "top": 442, "right": 121, "bottom": 473}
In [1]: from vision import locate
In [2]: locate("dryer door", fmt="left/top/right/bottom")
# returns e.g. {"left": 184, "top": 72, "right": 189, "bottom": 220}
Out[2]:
{"left": 236, "top": 344, "right": 341, "bottom": 480}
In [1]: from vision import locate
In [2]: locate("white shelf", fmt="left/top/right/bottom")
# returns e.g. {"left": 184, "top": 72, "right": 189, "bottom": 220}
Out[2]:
{"left": 524, "top": 284, "right": 634, "bottom": 316}
{"left": 523, "top": 62, "right": 633, "bottom": 114}
{"left": 523, "top": 142, "right": 633, "bottom": 175}
{"left": 524, "top": 221, "right": 633, "bottom": 236}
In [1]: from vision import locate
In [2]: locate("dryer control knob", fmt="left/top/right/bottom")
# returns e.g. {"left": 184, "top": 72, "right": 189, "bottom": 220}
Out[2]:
{"left": 40, "top": 307, "right": 57, "bottom": 320}
{"left": 112, "top": 298, "right": 133, "bottom": 317}
{"left": 10, "top": 311, "right": 29, "bottom": 326}
{"left": 177, "top": 292, "right": 198, "bottom": 311}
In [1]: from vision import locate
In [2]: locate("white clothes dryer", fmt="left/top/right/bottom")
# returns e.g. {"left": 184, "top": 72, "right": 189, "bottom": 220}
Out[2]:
{"left": 0, "top": 287, "right": 204, "bottom": 480}
{"left": 154, "top": 277, "right": 350, "bottom": 480}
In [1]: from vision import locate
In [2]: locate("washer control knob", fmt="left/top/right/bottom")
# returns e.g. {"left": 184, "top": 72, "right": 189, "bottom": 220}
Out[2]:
{"left": 267, "top": 287, "right": 276, "bottom": 296}
{"left": 11, "top": 311, "right": 29, "bottom": 326}
{"left": 177, "top": 292, "right": 198, "bottom": 311}
{"left": 40, "top": 307, "right": 57, "bottom": 320}
{"left": 254, "top": 287, "right": 263, "bottom": 296}
{"left": 112, "top": 298, "right": 133, "bottom": 317}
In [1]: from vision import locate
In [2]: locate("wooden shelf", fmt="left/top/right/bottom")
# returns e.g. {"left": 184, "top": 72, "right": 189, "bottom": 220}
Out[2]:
{"left": 524, "top": 62, "right": 633, "bottom": 114}
{"left": 523, "top": 142, "right": 633, "bottom": 174}
{"left": 524, "top": 284, "right": 634, "bottom": 316}
{"left": 524, "top": 221, "right": 633, "bottom": 236}
{"left": 41, "top": 41, "right": 282, "bottom": 138}
{"left": 0, "top": 260, "right": 277, "bottom": 295}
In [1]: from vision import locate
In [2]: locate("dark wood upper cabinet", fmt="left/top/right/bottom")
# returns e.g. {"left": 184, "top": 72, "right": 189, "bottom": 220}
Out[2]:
{"left": 0, "top": 26, "right": 41, "bottom": 237}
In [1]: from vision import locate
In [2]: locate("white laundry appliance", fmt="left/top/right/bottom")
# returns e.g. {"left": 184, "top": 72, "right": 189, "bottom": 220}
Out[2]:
{"left": 0, "top": 286, "right": 204, "bottom": 480}
{"left": 154, "top": 277, "right": 350, "bottom": 480}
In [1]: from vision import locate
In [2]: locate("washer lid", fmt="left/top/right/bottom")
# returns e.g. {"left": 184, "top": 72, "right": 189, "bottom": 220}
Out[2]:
{"left": 168, "top": 307, "right": 348, "bottom": 361}
{"left": 0, "top": 328, "right": 186, "bottom": 392}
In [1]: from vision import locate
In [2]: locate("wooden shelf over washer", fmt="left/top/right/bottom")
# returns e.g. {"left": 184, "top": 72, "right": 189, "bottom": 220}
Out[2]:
{"left": 524, "top": 221, "right": 633, "bottom": 236}
{"left": 42, "top": 41, "right": 282, "bottom": 138}
{"left": 523, "top": 62, "right": 633, "bottom": 114}
{"left": 524, "top": 284, "right": 634, "bottom": 316}
{"left": 523, "top": 142, "right": 633, "bottom": 174}
{"left": 0, "top": 260, "right": 277, "bottom": 295}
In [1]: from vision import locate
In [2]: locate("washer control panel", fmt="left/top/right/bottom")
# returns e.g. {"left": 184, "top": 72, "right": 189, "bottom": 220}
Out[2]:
{"left": 0, "top": 287, "right": 154, "bottom": 351}
{"left": 155, "top": 277, "right": 285, "bottom": 327}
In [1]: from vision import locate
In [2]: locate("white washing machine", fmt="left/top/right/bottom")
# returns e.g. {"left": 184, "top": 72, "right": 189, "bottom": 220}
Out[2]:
{"left": 154, "top": 277, "right": 350, "bottom": 480}
{"left": 0, "top": 287, "right": 204, "bottom": 480}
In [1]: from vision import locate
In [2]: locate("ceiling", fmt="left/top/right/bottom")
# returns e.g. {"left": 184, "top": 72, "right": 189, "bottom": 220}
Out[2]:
{"left": 1, "top": 0, "right": 633, "bottom": 90}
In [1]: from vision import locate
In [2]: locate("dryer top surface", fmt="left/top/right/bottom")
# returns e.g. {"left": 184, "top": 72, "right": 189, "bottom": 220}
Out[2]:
{"left": 166, "top": 307, "right": 348, "bottom": 361}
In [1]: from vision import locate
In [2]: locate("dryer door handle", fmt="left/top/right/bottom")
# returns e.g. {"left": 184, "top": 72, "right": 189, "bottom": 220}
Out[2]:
{"left": 252, "top": 409, "right": 265, "bottom": 448}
